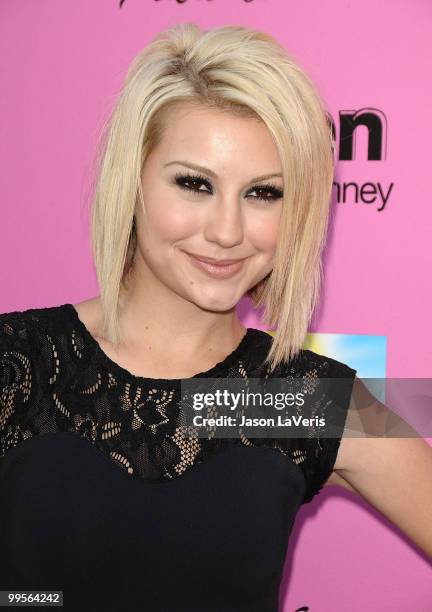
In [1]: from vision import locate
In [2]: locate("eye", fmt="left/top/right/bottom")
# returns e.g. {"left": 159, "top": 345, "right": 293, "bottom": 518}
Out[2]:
{"left": 173, "top": 172, "right": 283, "bottom": 203}
{"left": 247, "top": 183, "right": 284, "bottom": 203}
{"left": 174, "top": 172, "right": 212, "bottom": 195}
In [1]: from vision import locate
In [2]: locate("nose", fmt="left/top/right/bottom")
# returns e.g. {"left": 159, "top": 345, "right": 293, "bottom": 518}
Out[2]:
{"left": 203, "top": 196, "right": 244, "bottom": 248}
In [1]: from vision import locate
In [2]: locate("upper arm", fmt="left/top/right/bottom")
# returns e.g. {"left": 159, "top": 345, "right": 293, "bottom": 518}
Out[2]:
{"left": 333, "top": 376, "right": 432, "bottom": 558}
{"left": 324, "top": 469, "right": 360, "bottom": 494}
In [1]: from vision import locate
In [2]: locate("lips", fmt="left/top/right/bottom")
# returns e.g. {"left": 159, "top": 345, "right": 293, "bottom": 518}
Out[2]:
{"left": 183, "top": 250, "right": 247, "bottom": 279}
{"left": 184, "top": 252, "right": 246, "bottom": 265}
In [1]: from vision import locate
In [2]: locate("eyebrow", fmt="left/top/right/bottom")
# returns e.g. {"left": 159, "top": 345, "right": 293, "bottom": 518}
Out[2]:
{"left": 163, "top": 160, "right": 283, "bottom": 183}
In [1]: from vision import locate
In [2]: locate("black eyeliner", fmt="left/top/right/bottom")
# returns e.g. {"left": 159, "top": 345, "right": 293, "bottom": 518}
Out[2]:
{"left": 173, "top": 171, "right": 283, "bottom": 201}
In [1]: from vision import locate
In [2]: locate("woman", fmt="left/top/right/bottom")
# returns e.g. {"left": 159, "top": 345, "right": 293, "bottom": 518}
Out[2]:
{"left": 1, "top": 22, "right": 431, "bottom": 611}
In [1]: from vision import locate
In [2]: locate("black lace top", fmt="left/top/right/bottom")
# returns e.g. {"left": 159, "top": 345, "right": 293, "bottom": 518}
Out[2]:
{"left": 0, "top": 303, "right": 357, "bottom": 611}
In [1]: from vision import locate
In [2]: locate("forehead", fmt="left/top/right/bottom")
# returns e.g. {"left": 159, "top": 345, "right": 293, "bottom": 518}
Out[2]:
{"left": 161, "top": 100, "right": 263, "bottom": 137}
{"left": 154, "top": 101, "right": 281, "bottom": 170}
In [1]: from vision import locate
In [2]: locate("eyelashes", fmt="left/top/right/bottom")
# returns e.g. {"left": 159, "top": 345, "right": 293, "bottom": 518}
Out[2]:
{"left": 173, "top": 171, "right": 283, "bottom": 203}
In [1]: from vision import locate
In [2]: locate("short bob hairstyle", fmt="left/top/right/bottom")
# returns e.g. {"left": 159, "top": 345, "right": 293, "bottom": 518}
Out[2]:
{"left": 89, "top": 22, "right": 335, "bottom": 373}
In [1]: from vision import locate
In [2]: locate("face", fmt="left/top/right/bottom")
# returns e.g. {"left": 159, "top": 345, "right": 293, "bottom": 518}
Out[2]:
{"left": 133, "top": 102, "right": 284, "bottom": 313}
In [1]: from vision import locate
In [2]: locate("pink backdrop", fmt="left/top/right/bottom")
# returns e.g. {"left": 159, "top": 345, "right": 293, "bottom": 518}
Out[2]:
{"left": 1, "top": 1, "right": 431, "bottom": 609}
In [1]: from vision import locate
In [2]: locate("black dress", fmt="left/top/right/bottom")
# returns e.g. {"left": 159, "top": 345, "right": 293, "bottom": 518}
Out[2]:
{"left": 0, "top": 304, "right": 357, "bottom": 611}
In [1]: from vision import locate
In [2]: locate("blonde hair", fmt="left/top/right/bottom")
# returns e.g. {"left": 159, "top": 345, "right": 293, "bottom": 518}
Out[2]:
{"left": 89, "top": 23, "right": 335, "bottom": 372}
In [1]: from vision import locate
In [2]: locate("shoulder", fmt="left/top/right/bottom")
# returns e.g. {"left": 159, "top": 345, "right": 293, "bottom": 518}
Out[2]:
{"left": 0, "top": 302, "right": 81, "bottom": 453}
{"left": 244, "top": 332, "right": 357, "bottom": 388}
{"left": 0, "top": 306, "right": 48, "bottom": 450}
{"left": 294, "top": 348, "right": 356, "bottom": 378}
{"left": 0, "top": 299, "right": 106, "bottom": 391}
{"left": 0, "top": 303, "right": 72, "bottom": 348}
{"left": 0, "top": 309, "right": 36, "bottom": 413}
{"left": 0, "top": 306, "right": 42, "bottom": 356}
{"left": 0, "top": 301, "right": 87, "bottom": 386}
{"left": 266, "top": 344, "right": 357, "bottom": 381}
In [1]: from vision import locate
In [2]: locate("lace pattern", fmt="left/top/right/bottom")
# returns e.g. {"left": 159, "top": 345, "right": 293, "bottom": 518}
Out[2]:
{"left": 0, "top": 304, "right": 357, "bottom": 504}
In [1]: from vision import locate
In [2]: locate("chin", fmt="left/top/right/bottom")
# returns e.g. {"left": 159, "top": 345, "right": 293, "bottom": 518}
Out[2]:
{"left": 189, "top": 288, "right": 242, "bottom": 312}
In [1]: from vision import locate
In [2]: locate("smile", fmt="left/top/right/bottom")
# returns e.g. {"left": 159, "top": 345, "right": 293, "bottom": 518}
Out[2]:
{"left": 183, "top": 251, "right": 247, "bottom": 279}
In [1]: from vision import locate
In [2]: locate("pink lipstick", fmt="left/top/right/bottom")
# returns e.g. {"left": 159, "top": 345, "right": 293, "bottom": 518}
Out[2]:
{"left": 184, "top": 251, "right": 247, "bottom": 279}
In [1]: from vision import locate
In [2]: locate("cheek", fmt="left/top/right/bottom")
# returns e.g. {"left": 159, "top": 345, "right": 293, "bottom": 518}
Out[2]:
{"left": 247, "top": 211, "right": 281, "bottom": 253}
{"left": 142, "top": 198, "right": 202, "bottom": 242}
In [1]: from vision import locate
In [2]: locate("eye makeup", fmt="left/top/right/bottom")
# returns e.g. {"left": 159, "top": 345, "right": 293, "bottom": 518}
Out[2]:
{"left": 173, "top": 171, "right": 283, "bottom": 203}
